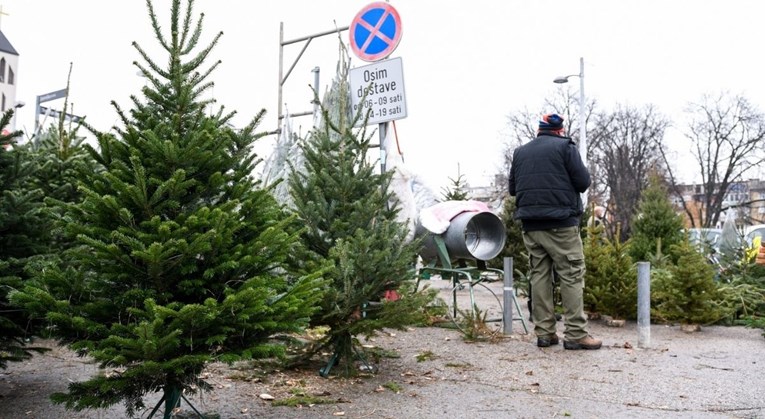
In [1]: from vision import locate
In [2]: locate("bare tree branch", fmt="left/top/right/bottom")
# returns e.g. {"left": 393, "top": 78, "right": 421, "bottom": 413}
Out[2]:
{"left": 678, "top": 92, "right": 765, "bottom": 227}
{"left": 589, "top": 104, "right": 670, "bottom": 240}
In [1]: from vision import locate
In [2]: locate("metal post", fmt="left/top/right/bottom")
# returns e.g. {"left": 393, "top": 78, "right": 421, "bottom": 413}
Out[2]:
{"left": 578, "top": 57, "right": 587, "bottom": 210}
{"left": 637, "top": 261, "right": 651, "bottom": 348}
{"left": 503, "top": 257, "right": 514, "bottom": 334}
{"left": 277, "top": 22, "right": 285, "bottom": 128}
{"left": 379, "top": 122, "right": 388, "bottom": 174}
{"left": 311, "top": 66, "right": 320, "bottom": 126}
{"left": 34, "top": 95, "right": 40, "bottom": 133}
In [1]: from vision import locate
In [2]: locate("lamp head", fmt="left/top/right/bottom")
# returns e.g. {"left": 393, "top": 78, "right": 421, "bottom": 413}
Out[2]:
{"left": 553, "top": 76, "right": 570, "bottom": 84}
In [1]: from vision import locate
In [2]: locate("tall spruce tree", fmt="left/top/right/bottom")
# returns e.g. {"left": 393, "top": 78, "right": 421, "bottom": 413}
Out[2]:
{"left": 13, "top": 1, "right": 324, "bottom": 417}
{"left": 629, "top": 173, "right": 684, "bottom": 263}
{"left": 289, "top": 48, "right": 434, "bottom": 375}
{"left": 0, "top": 109, "right": 50, "bottom": 368}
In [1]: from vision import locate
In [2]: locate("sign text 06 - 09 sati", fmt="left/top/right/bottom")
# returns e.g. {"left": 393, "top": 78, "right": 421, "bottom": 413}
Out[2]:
{"left": 349, "top": 57, "right": 407, "bottom": 125}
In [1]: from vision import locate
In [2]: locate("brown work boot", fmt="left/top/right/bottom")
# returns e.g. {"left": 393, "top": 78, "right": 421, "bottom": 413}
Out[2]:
{"left": 536, "top": 334, "right": 560, "bottom": 347}
{"left": 563, "top": 335, "right": 602, "bottom": 350}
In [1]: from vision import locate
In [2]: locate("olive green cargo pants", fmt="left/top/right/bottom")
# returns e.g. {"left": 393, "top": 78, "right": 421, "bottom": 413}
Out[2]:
{"left": 522, "top": 226, "right": 590, "bottom": 341}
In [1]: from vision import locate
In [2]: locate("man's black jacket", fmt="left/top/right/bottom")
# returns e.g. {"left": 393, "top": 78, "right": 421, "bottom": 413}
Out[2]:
{"left": 508, "top": 132, "right": 591, "bottom": 232}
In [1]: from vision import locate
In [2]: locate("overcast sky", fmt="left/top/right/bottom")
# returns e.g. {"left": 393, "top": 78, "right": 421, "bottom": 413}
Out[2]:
{"left": 3, "top": 0, "right": 765, "bottom": 192}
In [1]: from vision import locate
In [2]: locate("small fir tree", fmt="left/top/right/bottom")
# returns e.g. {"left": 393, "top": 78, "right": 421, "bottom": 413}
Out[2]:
{"left": 29, "top": 65, "right": 94, "bottom": 206}
{"left": 599, "top": 225, "right": 638, "bottom": 320}
{"left": 653, "top": 239, "right": 723, "bottom": 325}
{"left": 629, "top": 173, "right": 684, "bottom": 263}
{"left": 289, "top": 48, "right": 434, "bottom": 374}
{"left": 25, "top": 125, "right": 96, "bottom": 256}
{"left": 441, "top": 172, "right": 470, "bottom": 201}
{"left": 582, "top": 220, "right": 611, "bottom": 314}
{"left": 13, "top": 1, "right": 325, "bottom": 417}
{"left": 28, "top": 65, "right": 100, "bottom": 256}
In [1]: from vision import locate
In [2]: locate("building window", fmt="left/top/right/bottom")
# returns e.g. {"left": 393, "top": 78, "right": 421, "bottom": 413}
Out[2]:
{"left": 0, "top": 58, "right": 5, "bottom": 83}
{"left": 7, "top": 67, "right": 13, "bottom": 85}
{"left": 2, "top": 93, "right": 5, "bottom": 112}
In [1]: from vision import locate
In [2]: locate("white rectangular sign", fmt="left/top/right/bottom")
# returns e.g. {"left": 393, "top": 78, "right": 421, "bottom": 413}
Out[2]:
{"left": 349, "top": 57, "right": 407, "bottom": 125}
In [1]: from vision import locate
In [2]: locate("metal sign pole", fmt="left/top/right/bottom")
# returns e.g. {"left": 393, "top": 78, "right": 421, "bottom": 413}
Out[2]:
{"left": 379, "top": 122, "right": 388, "bottom": 174}
{"left": 34, "top": 95, "right": 40, "bottom": 133}
{"left": 33, "top": 88, "right": 68, "bottom": 137}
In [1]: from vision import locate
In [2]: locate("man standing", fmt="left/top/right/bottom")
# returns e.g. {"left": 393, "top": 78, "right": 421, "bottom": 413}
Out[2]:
{"left": 508, "top": 113, "right": 601, "bottom": 350}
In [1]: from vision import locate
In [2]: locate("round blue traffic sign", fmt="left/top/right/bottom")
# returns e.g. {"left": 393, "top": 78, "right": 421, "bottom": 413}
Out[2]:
{"left": 349, "top": 2, "right": 402, "bottom": 62}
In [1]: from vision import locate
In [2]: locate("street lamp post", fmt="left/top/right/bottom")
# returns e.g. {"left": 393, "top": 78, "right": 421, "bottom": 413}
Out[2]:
{"left": 554, "top": 57, "right": 587, "bottom": 210}
{"left": 11, "top": 101, "right": 25, "bottom": 133}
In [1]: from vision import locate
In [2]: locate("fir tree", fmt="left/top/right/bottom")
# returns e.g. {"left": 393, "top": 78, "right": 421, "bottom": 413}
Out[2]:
{"left": 654, "top": 239, "right": 723, "bottom": 325}
{"left": 582, "top": 221, "right": 610, "bottom": 314}
{"left": 1, "top": 69, "right": 96, "bottom": 369}
{"left": 629, "top": 173, "right": 684, "bottom": 263}
{"left": 441, "top": 172, "right": 470, "bottom": 201}
{"left": 0, "top": 109, "right": 50, "bottom": 368}
{"left": 599, "top": 225, "right": 637, "bottom": 320}
{"left": 27, "top": 65, "right": 100, "bottom": 256}
{"left": 496, "top": 195, "right": 528, "bottom": 283}
{"left": 13, "top": 1, "right": 325, "bottom": 417}
{"left": 289, "top": 48, "right": 434, "bottom": 375}
{"left": 583, "top": 223, "right": 637, "bottom": 319}
{"left": 29, "top": 65, "right": 93, "bottom": 204}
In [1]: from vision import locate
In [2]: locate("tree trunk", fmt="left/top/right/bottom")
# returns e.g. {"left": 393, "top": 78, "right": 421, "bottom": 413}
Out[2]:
{"left": 162, "top": 385, "right": 182, "bottom": 419}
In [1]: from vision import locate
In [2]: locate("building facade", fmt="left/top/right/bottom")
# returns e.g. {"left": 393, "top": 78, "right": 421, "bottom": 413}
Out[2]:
{"left": 0, "top": 29, "right": 19, "bottom": 132}
{"left": 672, "top": 179, "right": 765, "bottom": 228}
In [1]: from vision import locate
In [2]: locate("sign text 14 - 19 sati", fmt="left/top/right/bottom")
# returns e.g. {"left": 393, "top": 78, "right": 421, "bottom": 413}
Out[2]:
{"left": 349, "top": 57, "right": 407, "bottom": 125}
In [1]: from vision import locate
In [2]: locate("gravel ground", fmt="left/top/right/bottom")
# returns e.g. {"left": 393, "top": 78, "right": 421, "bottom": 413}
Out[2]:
{"left": 1, "top": 279, "right": 764, "bottom": 419}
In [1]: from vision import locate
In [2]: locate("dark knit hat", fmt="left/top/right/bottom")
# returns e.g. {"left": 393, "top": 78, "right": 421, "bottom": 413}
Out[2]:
{"left": 538, "top": 113, "right": 564, "bottom": 131}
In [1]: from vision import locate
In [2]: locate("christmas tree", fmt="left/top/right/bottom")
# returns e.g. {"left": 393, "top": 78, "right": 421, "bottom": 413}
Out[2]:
{"left": 26, "top": 65, "right": 99, "bottom": 256}
{"left": 496, "top": 195, "right": 528, "bottom": 284}
{"left": 289, "top": 47, "right": 434, "bottom": 375}
{"left": 599, "top": 224, "right": 637, "bottom": 320}
{"left": 582, "top": 220, "right": 610, "bottom": 314}
{"left": 0, "top": 109, "right": 50, "bottom": 368}
{"left": 14, "top": 1, "right": 325, "bottom": 417}
{"left": 29, "top": 70, "right": 93, "bottom": 203}
{"left": 3, "top": 69, "right": 96, "bottom": 369}
{"left": 654, "top": 239, "right": 723, "bottom": 325}
{"left": 629, "top": 173, "right": 684, "bottom": 263}
{"left": 441, "top": 173, "right": 470, "bottom": 201}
